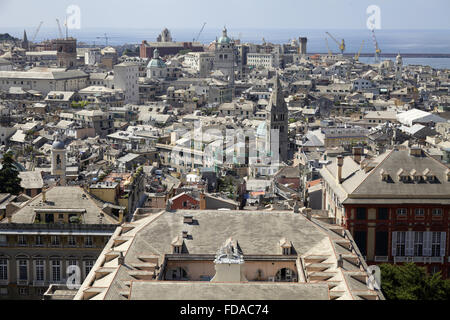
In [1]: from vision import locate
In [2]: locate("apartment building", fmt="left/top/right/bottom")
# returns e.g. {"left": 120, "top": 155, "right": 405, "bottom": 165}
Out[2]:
{"left": 320, "top": 146, "right": 450, "bottom": 277}
{"left": 0, "top": 186, "right": 118, "bottom": 299}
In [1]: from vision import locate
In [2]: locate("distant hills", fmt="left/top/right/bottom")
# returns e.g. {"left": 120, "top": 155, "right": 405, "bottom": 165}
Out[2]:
{"left": 0, "top": 33, "right": 19, "bottom": 41}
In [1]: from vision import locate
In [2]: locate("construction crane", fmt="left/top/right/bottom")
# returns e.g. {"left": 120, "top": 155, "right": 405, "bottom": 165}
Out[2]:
{"left": 96, "top": 33, "right": 110, "bottom": 46}
{"left": 325, "top": 38, "right": 332, "bottom": 56}
{"left": 354, "top": 40, "right": 364, "bottom": 61}
{"left": 56, "top": 19, "right": 63, "bottom": 39}
{"left": 193, "top": 22, "right": 206, "bottom": 42}
{"left": 31, "top": 21, "right": 44, "bottom": 43}
{"left": 326, "top": 32, "right": 345, "bottom": 54}
{"left": 371, "top": 29, "right": 382, "bottom": 63}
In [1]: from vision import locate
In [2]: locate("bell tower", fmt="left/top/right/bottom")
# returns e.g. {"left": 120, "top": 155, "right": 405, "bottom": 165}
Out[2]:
{"left": 51, "top": 135, "right": 66, "bottom": 185}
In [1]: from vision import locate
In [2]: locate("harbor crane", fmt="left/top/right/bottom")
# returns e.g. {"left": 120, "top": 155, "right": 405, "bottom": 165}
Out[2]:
{"left": 56, "top": 19, "right": 63, "bottom": 38}
{"left": 193, "top": 22, "right": 206, "bottom": 42}
{"left": 371, "top": 29, "right": 382, "bottom": 63}
{"left": 354, "top": 40, "right": 364, "bottom": 61}
{"left": 96, "top": 33, "right": 110, "bottom": 46}
{"left": 325, "top": 38, "right": 333, "bottom": 56}
{"left": 31, "top": 21, "right": 44, "bottom": 43}
{"left": 326, "top": 32, "right": 345, "bottom": 54}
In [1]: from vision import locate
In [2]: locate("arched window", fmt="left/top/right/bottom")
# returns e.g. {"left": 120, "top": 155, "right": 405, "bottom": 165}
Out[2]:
{"left": 275, "top": 268, "right": 296, "bottom": 282}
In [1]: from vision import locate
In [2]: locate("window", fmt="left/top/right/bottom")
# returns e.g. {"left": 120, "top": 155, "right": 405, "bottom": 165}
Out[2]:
{"left": 68, "top": 236, "right": 76, "bottom": 247}
{"left": 414, "top": 232, "right": 424, "bottom": 256}
{"left": 18, "top": 260, "right": 28, "bottom": 281}
{"left": 18, "top": 235, "right": 27, "bottom": 246}
{"left": 356, "top": 207, "right": 367, "bottom": 220}
{"left": 68, "top": 259, "right": 78, "bottom": 268}
{"left": 432, "top": 209, "right": 442, "bottom": 216}
{"left": 354, "top": 231, "right": 367, "bottom": 256}
{"left": 0, "top": 288, "right": 7, "bottom": 296}
{"left": 431, "top": 232, "right": 441, "bottom": 257}
{"left": 35, "top": 236, "right": 43, "bottom": 246}
{"left": 282, "top": 247, "right": 291, "bottom": 255}
{"left": 51, "top": 236, "right": 60, "bottom": 246}
{"left": 51, "top": 260, "right": 61, "bottom": 283}
{"left": 397, "top": 208, "right": 407, "bottom": 216}
{"left": 84, "top": 260, "right": 94, "bottom": 278}
{"left": 396, "top": 231, "right": 406, "bottom": 256}
{"left": 375, "top": 231, "right": 389, "bottom": 256}
{"left": 0, "top": 235, "right": 6, "bottom": 246}
{"left": 415, "top": 208, "right": 425, "bottom": 216}
{"left": 173, "top": 246, "right": 181, "bottom": 254}
{"left": 18, "top": 288, "right": 28, "bottom": 296}
{"left": 35, "top": 260, "right": 45, "bottom": 282}
{"left": 84, "top": 236, "right": 93, "bottom": 247}
{"left": 0, "top": 258, "right": 7, "bottom": 281}
{"left": 378, "top": 208, "right": 389, "bottom": 220}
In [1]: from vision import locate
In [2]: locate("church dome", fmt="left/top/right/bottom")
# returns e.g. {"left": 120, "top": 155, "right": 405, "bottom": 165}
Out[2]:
{"left": 147, "top": 48, "right": 166, "bottom": 68}
{"left": 218, "top": 27, "right": 231, "bottom": 44}
{"left": 52, "top": 140, "right": 65, "bottom": 150}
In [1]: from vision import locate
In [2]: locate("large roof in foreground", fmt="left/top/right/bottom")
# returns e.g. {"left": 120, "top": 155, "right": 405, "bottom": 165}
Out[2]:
{"left": 75, "top": 210, "right": 384, "bottom": 300}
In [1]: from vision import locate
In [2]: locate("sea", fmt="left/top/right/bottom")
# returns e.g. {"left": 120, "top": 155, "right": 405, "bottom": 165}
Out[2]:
{"left": 4, "top": 27, "right": 450, "bottom": 69}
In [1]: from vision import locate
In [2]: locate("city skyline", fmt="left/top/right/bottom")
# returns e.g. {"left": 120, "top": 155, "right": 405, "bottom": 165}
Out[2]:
{"left": 0, "top": 0, "right": 450, "bottom": 30}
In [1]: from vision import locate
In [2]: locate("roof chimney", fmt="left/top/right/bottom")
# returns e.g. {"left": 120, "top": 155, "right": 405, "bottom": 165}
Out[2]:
{"left": 42, "top": 188, "right": 47, "bottom": 203}
{"left": 410, "top": 146, "right": 422, "bottom": 157}
{"left": 337, "top": 254, "right": 344, "bottom": 268}
{"left": 352, "top": 146, "right": 363, "bottom": 164}
{"left": 118, "top": 252, "right": 125, "bottom": 265}
{"left": 183, "top": 214, "right": 193, "bottom": 224}
{"left": 337, "top": 155, "right": 344, "bottom": 184}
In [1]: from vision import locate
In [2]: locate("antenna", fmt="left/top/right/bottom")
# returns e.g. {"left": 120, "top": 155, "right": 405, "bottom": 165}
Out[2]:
{"left": 64, "top": 16, "right": 69, "bottom": 39}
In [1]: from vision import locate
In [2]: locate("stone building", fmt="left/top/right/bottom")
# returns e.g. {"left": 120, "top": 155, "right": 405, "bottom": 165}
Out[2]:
{"left": 320, "top": 146, "right": 450, "bottom": 277}
{"left": 0, "top": 186, "right": 118, "bottom": 300}
{"left": 74, "top": 209, "right": 384, "bottom": 300}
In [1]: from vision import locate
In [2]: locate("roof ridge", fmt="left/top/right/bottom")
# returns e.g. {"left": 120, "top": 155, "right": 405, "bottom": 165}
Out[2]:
{"left": 350, "top": 149, "right": 395, "bottom": 196}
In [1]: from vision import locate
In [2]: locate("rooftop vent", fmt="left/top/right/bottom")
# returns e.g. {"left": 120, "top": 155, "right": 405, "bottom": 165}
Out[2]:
{"left": 410, "top": 146, "right": 422, "bottom": 157}
{"left": 182, "top": 230, "right": 188, "bottom": 239}
{"left": 183, "top": 214, "right": 193, "bottom": 224}
{"left": 380, "top": 169, "right": 389, "bottom": 182}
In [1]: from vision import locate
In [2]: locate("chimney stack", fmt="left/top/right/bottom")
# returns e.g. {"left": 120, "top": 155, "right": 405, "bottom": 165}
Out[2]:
{"left": 118, "top": 252, "right": 125, "bottom": 265}
{"left": 119, "top": 209, "right": 124, "bottom": 223}
{"left": 337, "top": 155, "right": 344, "bottom": 184}
{"left": 352, "top": 146, "right": 363, "bottom": 164}
{"left": 42, "top": 188, "right": 47, "bottom": 203}
{"left": 337, "top": 254, "right": 344, "bottom": 268}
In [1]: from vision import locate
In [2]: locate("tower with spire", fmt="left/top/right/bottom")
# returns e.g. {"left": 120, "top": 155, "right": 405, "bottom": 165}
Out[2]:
{"left": 213, "top": 26, "right": 236, "bottom": 85}
{"left": 51, "top": 134, "right": 67, "bottom": 185}
{"left": 395, "top": 53, "right": 403, "bottom": 81}
{"left": 22, "top": 30, "right": 29, "bottom": 50}
{"left": 266, "top": 74, "right": 289, "bottom": 163}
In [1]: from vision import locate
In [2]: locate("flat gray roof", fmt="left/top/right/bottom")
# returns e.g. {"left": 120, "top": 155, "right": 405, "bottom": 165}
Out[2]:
{"left": 129, "top": 281, "right": 330, "bottom": 300}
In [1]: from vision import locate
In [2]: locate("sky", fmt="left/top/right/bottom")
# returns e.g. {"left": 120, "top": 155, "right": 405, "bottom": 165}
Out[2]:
{"left": 0, "top": 0, "right": 449, "bottom": 30}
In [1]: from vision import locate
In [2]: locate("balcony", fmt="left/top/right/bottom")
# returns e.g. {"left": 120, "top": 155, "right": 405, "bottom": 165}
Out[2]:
{"left": 394, "top": 256, "right": 444, "bottom": 264}
{"left": 16, "top": 279, "right": 29, "bottom": 285}
{"left": 32, "top": 280, "right": 47, "bottom": 287}
{"left": 374, "top": 256, "right": 388, "bottom": 262}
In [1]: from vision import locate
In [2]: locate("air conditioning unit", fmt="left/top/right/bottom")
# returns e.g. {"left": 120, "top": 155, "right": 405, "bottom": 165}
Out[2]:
{"left": 268, "top": 277, "right": 275, "bottom": 282}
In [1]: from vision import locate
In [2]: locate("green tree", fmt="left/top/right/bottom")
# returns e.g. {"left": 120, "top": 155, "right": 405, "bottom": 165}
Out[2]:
{"left": 0, "top": 152, "right": 22, "bottom": 195}
{"left": 380, "top": 263, "right": 450, "bottom": 300}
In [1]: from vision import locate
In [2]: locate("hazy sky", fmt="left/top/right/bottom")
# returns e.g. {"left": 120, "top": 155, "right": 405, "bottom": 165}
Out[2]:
{"left": 0, "top": 0, "right": 449, "bottom": 30}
